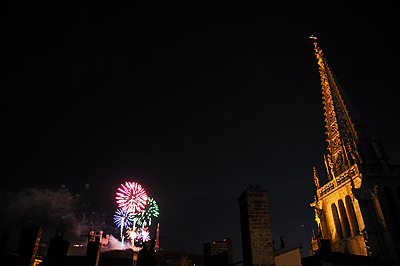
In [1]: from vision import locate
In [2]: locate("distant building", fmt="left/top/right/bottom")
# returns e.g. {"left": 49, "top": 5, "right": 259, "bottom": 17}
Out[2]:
{"left": 203, "top": 238, "right": 233, "bottom": 266}
{"left": 309, "top": 37, "right": 400, "bottom": 265}
{"left": 238, "top": 185, "right": 274, "bottom": 266}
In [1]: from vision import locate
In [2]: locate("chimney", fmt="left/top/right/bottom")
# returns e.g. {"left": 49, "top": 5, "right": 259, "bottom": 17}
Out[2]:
{"left": 85, "top": 232, "right": 101, "bottom": 266}
{"left": 16, "top": 226, "right": 42, "bottom": 266}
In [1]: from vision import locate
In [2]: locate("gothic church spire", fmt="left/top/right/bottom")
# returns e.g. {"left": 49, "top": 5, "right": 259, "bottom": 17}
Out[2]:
{"left": 310, "top": 36, "right": 389, "bottom": 178}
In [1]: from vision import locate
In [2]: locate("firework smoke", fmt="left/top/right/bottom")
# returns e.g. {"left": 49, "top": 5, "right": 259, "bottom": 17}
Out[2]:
{"left": 0, "top": 185, "right": 108, "bottom": 253}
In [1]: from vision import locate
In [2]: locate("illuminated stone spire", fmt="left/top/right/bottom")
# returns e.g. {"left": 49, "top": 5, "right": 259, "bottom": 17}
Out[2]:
{"left": 310, "top": 36, "right": 389, "bottom": 178}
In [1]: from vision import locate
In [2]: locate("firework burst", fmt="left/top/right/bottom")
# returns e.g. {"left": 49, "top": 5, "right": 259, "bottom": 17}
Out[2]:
{"left": 133, "top": 197, "right": 159, "bottom": 227}
{"left": 127, "top": 228, "right": 151, "bottom": 243}
{"left": 113, "top": 208, "right": 134, "bottom": 228}
{"left": 116, "top": 182, "right": 147, "bottom": 213}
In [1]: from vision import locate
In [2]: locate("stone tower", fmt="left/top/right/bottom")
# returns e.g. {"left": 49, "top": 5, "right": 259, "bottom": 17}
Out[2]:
{"left": 309, "top": 36, "right": 400, "bottom": 264}
{"left": 238, "top": 185, "right": 275, "bottom": 266}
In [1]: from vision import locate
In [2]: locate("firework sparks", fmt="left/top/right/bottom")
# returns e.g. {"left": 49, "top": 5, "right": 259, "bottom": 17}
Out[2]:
{"left": 127, "top": 228, "right": 151, "bottom": 243}
{"left": 113, "top": 181, "right": 158, "bottom": 249}
{"left": 113, "top": 208, "right": 134, "bottom": 228}
{"left": 133, "top": 197, "right": 159, "bottom": 227}
{"left": 127, "top": 228, "right": 139, "bottom": 242}
{"left": 116, "top": 182, "right": 147, "bottom": 213}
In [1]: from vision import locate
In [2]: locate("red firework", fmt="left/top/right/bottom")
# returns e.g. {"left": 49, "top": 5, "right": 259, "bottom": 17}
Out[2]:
{"left": 116, "top": 182, "right": 147, "bottom": 213}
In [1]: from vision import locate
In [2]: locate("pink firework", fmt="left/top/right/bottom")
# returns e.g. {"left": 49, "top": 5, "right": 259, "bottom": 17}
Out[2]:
{"left": 127, "top": 228, "right": 139, "bottom": 241}
{"left": 116, "top": 182, "right": 147, "bottom": 213}
{"left": 127, "top": 228, "right": 150, "bottom": 243}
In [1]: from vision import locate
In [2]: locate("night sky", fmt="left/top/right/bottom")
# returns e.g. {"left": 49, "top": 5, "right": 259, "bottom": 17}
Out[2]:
{"left": 2, "top": 1, "right": 400, "bottom": 261}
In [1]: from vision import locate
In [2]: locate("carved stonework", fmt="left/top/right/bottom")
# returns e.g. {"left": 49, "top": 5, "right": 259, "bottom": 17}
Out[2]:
{"left": 313, "top": 41, "right": 360, "bottom": 176}
{"left": 313, "top": 167, "right": 320, "bottom": 189}
{"left": 372, "top": 184, "right": 379, "bottom": 197}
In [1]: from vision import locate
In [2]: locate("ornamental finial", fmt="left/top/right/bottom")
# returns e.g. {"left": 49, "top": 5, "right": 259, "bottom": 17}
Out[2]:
{"left": 313, "top": 166, "right": 320, "bottom": 189}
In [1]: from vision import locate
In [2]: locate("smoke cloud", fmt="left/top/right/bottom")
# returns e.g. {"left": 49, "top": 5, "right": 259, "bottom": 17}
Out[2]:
{"left": 0, "top": 186, "right": 111, "bottom": 252}
{"left": 105, "top": 234, "right": 125, "bottom": 250}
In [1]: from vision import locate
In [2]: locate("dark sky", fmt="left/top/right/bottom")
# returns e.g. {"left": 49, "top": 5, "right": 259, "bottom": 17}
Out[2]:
{"left": 3, "top": 1, "right": 400, "bottom": 260}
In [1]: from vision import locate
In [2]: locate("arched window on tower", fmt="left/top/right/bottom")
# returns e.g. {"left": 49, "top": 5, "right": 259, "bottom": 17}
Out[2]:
{"left": 345, "top": 195, "right": 359, "bottom": 236}
{"left": 338, "top": 199, "right": 351, "bottom": 239}
{"left": 331, "top": 203, "right": 343, "bottom": 239}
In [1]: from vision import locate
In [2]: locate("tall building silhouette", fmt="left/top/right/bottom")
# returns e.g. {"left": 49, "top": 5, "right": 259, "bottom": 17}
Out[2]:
{"left": 309, "top": 36, "right": 400, "bottom": 264}
{"left": 238, "top": 185, "right": 275, "bottom": 266}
